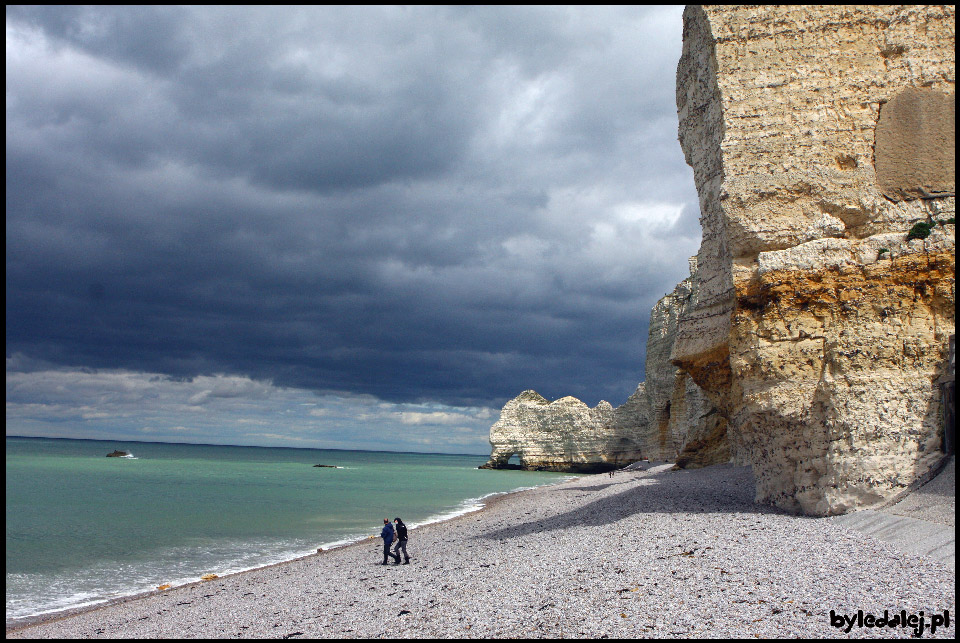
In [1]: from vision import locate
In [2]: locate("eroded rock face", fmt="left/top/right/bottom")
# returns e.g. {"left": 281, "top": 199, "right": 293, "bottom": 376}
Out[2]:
{"left": 481, "top": 388, "right": 648, "bottom": 473}
{"left": 483, "top": 259, "right": 729, "bottom": 473}
{"left": 675, "top": 5, "right": 956, "bottom": 515}
{"left": 642, "top": 258, "right": 727, "bottom": 466}
{"left": 875, "top": 87, "right": 955, "bottom": 201}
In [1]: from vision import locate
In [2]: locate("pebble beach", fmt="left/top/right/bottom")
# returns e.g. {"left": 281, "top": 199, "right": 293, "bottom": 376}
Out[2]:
{"left": 6, "top": 463, "right": 955, "bottom": 639}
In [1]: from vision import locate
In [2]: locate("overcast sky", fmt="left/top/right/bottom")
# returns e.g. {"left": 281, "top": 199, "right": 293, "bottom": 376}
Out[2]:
{"left": 6, "top": 6, "right": 701, "bottom": 454}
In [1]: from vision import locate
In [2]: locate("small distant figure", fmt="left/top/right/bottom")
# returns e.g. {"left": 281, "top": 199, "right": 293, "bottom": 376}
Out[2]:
{"left": 393, "top": 517, "right": 410, "bottom": 565}
{"left": 380, "top": 518, "right": 400, "bottom": 565}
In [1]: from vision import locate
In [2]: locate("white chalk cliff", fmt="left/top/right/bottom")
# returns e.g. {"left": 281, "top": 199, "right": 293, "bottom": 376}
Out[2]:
{"left": 673, "top": 5, "right": 955, "bottom": 515}
{"left": 483, "top": 259, "right": 726, "bottom": 473}
{"left": 481, "top": 388, "right": 648, "bottom": 473}
{"left": 484, "top": 6, "right": 954, "bottom": 517}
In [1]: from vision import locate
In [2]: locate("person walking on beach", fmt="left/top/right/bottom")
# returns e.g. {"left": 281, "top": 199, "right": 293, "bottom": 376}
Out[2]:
{"left": 393, "top": 517, "right": 410, "bottom": 565}
{"left": 380, "top": 518, "right": 400, "bottom": 565}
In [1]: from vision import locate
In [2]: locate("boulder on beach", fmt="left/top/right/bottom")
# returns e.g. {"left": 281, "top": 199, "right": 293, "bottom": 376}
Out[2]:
{"left": 106, "top": 450, "right": 130, "bottom": 457}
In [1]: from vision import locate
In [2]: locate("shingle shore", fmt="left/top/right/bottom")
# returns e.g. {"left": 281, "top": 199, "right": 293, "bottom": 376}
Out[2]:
{"left": 7, "top": 464, "right": 956, "bottom": 639}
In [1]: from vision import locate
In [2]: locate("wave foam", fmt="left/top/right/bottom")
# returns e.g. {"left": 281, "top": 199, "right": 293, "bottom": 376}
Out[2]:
{"left": 7, "top": 473, "right": 572, "bottom": 622}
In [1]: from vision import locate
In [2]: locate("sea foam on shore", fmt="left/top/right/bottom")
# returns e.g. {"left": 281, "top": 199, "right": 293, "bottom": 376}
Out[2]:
{"left": 6, "top": 438, "right": 571, "bottom": 624}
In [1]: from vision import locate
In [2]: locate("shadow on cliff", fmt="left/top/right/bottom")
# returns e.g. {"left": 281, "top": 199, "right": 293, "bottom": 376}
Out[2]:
{"left": 477, "top": 464, "right": 797, "bottom": 542}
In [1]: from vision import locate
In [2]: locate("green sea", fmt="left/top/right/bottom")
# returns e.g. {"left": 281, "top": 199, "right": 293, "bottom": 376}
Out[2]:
{"left": 5, "top": 436, "right": 568, "bottom": 621}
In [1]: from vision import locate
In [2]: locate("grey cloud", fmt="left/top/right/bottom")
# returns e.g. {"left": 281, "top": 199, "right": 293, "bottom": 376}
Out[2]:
{"left": 7, "top": 6, "right": 697, "bottom": 415}
{"left": 6, "top": 5, "right": 190, "bottom": 74}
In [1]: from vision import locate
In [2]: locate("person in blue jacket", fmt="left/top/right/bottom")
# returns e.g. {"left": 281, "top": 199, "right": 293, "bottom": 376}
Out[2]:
{"left": 380, "top": 518, "right": 400, "bottom": 565}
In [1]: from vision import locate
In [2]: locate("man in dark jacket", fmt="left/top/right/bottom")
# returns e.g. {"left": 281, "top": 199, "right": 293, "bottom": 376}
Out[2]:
{"left": 380, "top": 518, "right": 399, "bottom": 565}
{"left": 393, "top": 517, "right": 410, "bottom": 564}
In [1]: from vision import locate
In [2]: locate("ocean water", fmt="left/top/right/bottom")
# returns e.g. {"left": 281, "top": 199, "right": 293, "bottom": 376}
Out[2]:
{"left": 5, "top": 436, "right": 569, "bottom": 621}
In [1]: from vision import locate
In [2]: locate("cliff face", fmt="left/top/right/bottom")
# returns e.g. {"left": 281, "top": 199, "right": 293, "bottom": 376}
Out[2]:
{"left": 481, "top": 388, "right": 648, "bottom": 473}
{"left": 642, "top": 258, "right": 727, "bottom": 466}
{"left": 483, "top": 260, "right": 729, "bottom": 473}
{"left": 674, "top": 5, "right": 955, "bottom": 515}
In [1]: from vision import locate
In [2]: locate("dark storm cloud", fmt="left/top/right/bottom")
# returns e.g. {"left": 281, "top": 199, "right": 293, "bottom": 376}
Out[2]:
{"left": 6, "top": 5, "right": 190, "bottom": 73}
{"left": 6, "top": 6, "right": 699, "bottom": 410}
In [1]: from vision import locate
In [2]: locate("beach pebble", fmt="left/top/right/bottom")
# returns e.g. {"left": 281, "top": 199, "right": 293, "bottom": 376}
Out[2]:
{"left": 7, "top": 464, "right": 955, "bottom": 639}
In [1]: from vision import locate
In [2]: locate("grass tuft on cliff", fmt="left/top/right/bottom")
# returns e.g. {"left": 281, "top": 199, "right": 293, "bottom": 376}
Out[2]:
{"left": 906, "top": 221, "right": 933, "bottom": 241}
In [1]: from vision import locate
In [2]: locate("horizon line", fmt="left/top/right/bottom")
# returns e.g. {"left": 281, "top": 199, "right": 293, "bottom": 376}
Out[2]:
{"left": 5, "top": 434, "right": 490, "bottom": 458}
